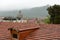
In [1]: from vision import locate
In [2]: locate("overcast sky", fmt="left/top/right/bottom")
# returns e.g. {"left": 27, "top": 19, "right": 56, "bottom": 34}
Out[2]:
{"left": 0, "top": 0, "right": 60, "bottom": 11}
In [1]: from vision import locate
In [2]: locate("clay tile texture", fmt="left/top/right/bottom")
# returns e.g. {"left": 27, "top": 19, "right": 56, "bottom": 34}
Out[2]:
{"left": 25, "top": 24, "right": 60, "bottom": 40}
{"left": 0, "top": 22, "right": 39, "bottom": 40}
{"left": 0, "top": 22, "right": 60, "bottom": 40}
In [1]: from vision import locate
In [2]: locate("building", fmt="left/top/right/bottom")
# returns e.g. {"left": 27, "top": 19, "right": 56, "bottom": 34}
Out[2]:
{"left": 0, "top": 22, "right": 60, "bottom": 40}
{"left": 8, "top": 23, "right": 60, "bottom": 40}
{"left": 8, "top": 24, "right": 39, "bottom": 40}
{"left": 16, "top": 10, "right": 23, "bottom": 20}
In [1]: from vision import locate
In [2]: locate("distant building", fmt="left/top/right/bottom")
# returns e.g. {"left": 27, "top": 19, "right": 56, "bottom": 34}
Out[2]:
{"left": 16, "top": 10, "right": 23, "bottom": 20}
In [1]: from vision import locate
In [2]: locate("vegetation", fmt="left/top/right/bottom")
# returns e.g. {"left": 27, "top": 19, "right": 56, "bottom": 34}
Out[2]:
{"left": 3, "top": 16, "right": 21, "bottom": 20}
{"left": 43, "top": 15, "right": 50, "bottom": 24}
{"left": 3, "top": 11, "right": 22, "bottom": 20}
{"left": 3, "top": 16, "right": 16, "bottom": 20}
{"left": 47, "top": 5, "right": 60, "bottom": 24}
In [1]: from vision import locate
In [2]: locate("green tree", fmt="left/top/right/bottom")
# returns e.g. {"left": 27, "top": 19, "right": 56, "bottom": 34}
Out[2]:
{"left": 43, "top": 15, "right": 50, "bottom": 24}
{"left": 47, "top": 4, "right": 60, "bottom": 24}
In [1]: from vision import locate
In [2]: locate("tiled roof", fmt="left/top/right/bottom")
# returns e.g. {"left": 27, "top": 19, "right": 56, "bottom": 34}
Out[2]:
{"left": 25, "top": 24, "right": 60, "bottom": 40}
{"left": 0, "top": 22, "right": 39, "bottom": 40}
{"left": 0, "top": 22, "right": 11, "bottom": 40}
{"left": 0, "top": 22, "right": 60, "bottom": 40}
{"left": 19, "top": 23, "right": 39, "bottom": 31}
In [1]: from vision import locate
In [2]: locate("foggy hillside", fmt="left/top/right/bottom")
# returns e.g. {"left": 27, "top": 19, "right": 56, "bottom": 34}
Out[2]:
{"left": 0, "top": 5, "right": 49, "bottom": 18}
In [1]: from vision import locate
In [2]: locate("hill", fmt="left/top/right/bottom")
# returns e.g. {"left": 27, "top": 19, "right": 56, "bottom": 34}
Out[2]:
{"left": 0, "top": 5, "right": 49, "bottom": 18}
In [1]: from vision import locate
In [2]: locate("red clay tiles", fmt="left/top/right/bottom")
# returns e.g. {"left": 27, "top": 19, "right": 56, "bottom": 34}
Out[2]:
{"left": 25, "top": 24, "right": 60, "bottom": 40}
{"left": 0, "top": 22, "right": 60, "bottom": 40}
{"left": 0, "top": 22, "right": 39, "bottom": 40}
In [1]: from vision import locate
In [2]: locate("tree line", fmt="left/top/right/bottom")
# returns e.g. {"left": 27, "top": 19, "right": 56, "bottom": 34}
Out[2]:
{"left": 47, "top": 4, "right": 60, "bottom": 24}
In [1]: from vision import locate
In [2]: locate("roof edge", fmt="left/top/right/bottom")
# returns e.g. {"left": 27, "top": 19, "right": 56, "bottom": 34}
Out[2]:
{"left": 20, "top": 27, "right": 39, "bottom": 32}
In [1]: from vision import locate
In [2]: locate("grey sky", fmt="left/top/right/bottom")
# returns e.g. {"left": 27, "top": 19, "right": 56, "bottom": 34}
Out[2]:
{"left": 0, "top": 0, "right": 60, "bottom": 11}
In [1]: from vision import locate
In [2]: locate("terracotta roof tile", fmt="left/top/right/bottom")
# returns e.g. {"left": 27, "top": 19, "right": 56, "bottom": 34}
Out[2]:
{"left": 0, "top": 22, "right": 60, "bottom": 40}
{"left": 25, "top": 24, "right": 60, "bottom": 40}
{"left": 0, "top": 22, "right": 39, "bottom": 40}
{"left": 19, "top": 23, "right": 39, "bottom": 31}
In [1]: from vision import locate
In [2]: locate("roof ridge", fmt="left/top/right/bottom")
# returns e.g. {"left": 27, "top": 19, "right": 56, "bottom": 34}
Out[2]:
{"left": 20, "top": 27, "right": 39, "bottom": 32}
